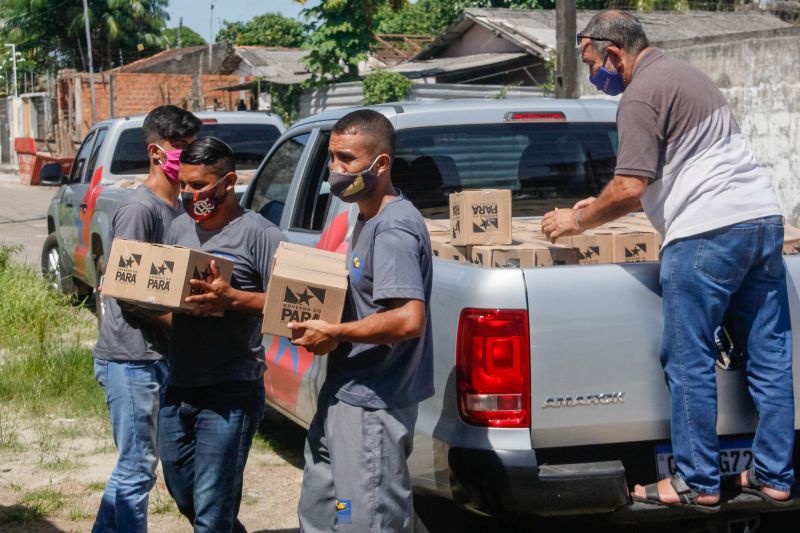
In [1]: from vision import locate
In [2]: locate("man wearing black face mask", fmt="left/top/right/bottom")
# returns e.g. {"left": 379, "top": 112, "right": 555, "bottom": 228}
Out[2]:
{"left": 289, "top": 109, "right": 434, "bottom": 532}
{"left": 543, "top": 10, "right": 792, "bottom": 512}
{"left": 158, "top": 137, "right": 286, "bottom": 532}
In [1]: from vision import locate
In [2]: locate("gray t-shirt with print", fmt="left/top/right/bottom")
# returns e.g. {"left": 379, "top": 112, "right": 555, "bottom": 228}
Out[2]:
{"left": 165, "top": 210, "right": 286, "bottom": 387}
{"left": 93, "top": 185, "right": 182, "bottom": 362}
{"left": 327, "top": 194, "right": 434, "bottom": 409}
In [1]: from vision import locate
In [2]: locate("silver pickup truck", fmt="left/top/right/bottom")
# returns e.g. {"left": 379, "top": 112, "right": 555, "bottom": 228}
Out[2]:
{"left": 41, "top": 111, "right": 284, "bottom": 317}
{"left": 242, "top": 98, "right": 800, "bottom": 527}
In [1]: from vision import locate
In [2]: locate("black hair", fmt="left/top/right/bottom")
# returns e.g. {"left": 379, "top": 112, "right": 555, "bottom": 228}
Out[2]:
{"left": 332, "top": 109, "right": 396, "bottom": 157}
{"left": 179, "top": 137, "right": 235, "bottom": 175}
{"left": 581, "top": 10, "right": 649, "bottom": 56}
{"left": 142, "top": 105, "right": 202, "bottom": 144}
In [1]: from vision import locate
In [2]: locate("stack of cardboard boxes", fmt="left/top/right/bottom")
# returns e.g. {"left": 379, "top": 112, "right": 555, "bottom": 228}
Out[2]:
{"left": 428, "top": 189, "right": 662, "bottom": 268}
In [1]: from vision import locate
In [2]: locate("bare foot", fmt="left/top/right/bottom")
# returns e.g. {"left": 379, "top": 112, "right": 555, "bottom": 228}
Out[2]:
{"left": 736, "top": 470, "right": 790, "bottom": 501}
{"left": 633, "top": 478, "right": 720, "bottom": 505}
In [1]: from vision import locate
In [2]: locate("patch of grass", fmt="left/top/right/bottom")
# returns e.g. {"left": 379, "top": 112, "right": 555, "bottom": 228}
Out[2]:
{"left": 0, "top": 487, "right": 68, "bottom": 524}
{"left": 0, "top": 412, "right": 21, "bottom": 450}
{"left": 85, "top": 481, "right": 106, "bottom": 492}
{"left": 68, "top": 507, "right": 92, "bottom": 521}
{"left": 8, "top": 481, "right": 22, "bottom": 492}
{"left": 150, "top": 485, "right": 177, "bottom": 515}
{"left": 251, "top": 432, "right": 273, "bottom": 452}
{"left": 0, "top": 245, "right": 102, "bottom": 418}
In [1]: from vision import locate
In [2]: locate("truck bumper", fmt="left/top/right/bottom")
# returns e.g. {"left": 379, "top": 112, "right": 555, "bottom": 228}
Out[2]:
{"left": 448, "top": 447, "right": 800, "bottom": 519}
{"left": 448, "top": 448, "right": 628, "bottom": 516}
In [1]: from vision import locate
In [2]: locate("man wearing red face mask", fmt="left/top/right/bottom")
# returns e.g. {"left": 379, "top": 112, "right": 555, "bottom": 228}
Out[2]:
{"left": 158, "top": 137, "right": 286, "bottom": 532}
{"left": 92, "top": 105, "right": 201, "bottom": 533}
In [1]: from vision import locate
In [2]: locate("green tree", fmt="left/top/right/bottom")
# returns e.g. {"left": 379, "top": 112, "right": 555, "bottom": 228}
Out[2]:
{"left": 0, "top": 0, "right": 169, "bottom": 73}
{"left": 163, "top": 25, "right": 206, "bottom": 48}
{"left": 362, "top": 70, "right": 413, "bottom": 104}
{"left": 216, "top": 13, "right": 304, "bottom": 47}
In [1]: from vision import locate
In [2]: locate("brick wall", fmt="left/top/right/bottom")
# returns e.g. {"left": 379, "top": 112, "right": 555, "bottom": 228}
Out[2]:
{"left": 58, "top": 70, "right": 250, "bottom": 142}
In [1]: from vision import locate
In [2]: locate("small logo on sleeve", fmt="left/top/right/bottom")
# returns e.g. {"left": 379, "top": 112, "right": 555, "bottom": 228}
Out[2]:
{"left": 350, "top": 255, "right": 363, "bottom": 282}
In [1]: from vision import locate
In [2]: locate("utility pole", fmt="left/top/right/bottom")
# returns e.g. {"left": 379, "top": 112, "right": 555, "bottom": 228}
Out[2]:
{"left": 81, "top": 0, "right": 97, "bottom": 124}
{"left": 555, "top": 0, "right": 579, "bottom": 99}
{"left": 3, "top": 43, "right": 17, "bottom": 97}
{"left": 208, "top": 1, "right": 215, "bottom": 73}
{"left": 178, "top": 17, "right": 183, "bottom": 48}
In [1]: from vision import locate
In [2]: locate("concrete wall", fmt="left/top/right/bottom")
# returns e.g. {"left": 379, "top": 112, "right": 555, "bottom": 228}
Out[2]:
{"left": 579, "top": 27, "right": 800, "bottom": 225}
{"left": 442, "top": 24, "right": 524, "bottom": 57}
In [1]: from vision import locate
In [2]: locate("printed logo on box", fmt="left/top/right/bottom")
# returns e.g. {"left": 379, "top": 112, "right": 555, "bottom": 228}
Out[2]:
{"left": 281, "top": 286, "right": 327, "bottom": 322}
{"left": 115, "top": 253, "right": 142, "bottom": 284}
{"left": 190, "top": 265, "right": 214, "bottom": 295}
{"left": 578, "top": 246, "right": 601, "bottom": 263}
{"left": 147, "top": 261, "right": 175, "bottom": 292}
{"left": 471, "top": 203, "right": 499, "bottom": 233}
{"left": 625, "top": 243, "right": 648, "bottom": 262}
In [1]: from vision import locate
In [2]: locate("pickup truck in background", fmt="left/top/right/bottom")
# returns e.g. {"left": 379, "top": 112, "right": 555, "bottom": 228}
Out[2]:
{"left": 241, "top": 99, "right": 800, "bottom": 529}
{"left": 41, "top": 111, "right": 284, "bottom": 320}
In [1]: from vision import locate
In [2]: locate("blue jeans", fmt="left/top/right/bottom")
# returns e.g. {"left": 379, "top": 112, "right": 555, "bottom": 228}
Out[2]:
{"left": 158, "top": 380, "right": 265, "bottom": 533}
{"left": 93, "top": 358, "right": 169, "bottom": 533}
{"left": 660, "top": 216, "right": 794, "bottom": 495}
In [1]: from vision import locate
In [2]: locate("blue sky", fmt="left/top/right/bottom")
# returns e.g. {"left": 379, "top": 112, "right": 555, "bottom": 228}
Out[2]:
{"left": 166, "top": 1, "right": 318, "bottom": 41}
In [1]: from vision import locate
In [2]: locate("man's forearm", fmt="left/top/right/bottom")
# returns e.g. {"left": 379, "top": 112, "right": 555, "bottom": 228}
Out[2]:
{"left": 335, "top": 302, "right": 424, "bottom": 346}
{"left": 578, "top": 175, "right": 646, "bottom": 230}
{"left": 227, "top": 288, "right": 266, "bottom": 315}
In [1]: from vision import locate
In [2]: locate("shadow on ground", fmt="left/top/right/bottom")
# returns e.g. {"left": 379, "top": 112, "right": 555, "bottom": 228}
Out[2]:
{"left": 257, "top": 406, "right": 307, "bottom": 470}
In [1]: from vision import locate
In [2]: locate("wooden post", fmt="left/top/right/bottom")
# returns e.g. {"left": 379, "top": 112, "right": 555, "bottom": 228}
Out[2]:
{"left": 555, "top": 0, "right": 579, "bottom": 99}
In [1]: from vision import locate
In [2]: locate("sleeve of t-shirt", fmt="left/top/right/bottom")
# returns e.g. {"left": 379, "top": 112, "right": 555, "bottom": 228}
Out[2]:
{"left": 372, "top": 226, "right": 425, "bottom": 304}
{"left": 253, "top": 224, "right": 287, "bottom": 291}
{"left": 112, "top": 202, "right": 155, "bottom": 241}
{"left": 615, "top": 99, "right": 662, "bottom": 181}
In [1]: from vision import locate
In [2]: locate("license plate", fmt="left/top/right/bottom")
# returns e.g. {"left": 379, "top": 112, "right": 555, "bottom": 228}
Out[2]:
{"left": 655, "top": 438, "right": 753, "bottom": 480}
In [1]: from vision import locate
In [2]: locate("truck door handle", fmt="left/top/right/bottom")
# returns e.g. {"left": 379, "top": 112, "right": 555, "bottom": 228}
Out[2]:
{"left": 65, "top": 203, "right": 73, "bottom": 208}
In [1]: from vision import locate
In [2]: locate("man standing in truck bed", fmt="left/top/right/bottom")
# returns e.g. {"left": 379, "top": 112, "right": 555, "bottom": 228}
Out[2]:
{"left": 289, "top": 109, "right": 434, "bottom": 532}
{"left": 543, "top": 10, "right": 793, "bottom": 511}
{"left": 92, "top": 105, "right": 201, "bottom": 532}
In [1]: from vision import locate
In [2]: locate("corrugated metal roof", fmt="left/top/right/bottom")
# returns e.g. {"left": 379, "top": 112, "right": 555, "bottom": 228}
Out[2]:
{"left": 387, "top": 52, "right": 530, "bottom": 77}
{"left": 234, "top": 47, "right": 311, "bottom": 84}
{"left": 416, "top": 8, "right": 793, "bottom": 60}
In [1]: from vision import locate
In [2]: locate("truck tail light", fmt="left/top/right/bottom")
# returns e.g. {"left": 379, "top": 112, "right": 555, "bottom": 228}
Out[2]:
{"left": 457, "top": 309, "right": 530, "bottom": 428}
{"left": 504, "top": 111, "right": 565, "bottom": 122}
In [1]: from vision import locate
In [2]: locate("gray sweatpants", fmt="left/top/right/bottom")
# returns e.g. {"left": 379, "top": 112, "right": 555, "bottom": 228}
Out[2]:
{"left": 297, "top": 388, "right": 419, "bottom": 533}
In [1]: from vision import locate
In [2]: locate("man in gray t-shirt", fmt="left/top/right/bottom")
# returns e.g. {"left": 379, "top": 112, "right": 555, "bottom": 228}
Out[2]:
{"left": 291, "top": 110, "right": 433, "bottom": 532}
{"left": 91, "top": 105, "right": 201, "bottom": 533}
{"left": 157, "top": 137, "right": 286, "bottom": 532}
{"left": 543, "top": 10, "right": 793, "bottom": 511}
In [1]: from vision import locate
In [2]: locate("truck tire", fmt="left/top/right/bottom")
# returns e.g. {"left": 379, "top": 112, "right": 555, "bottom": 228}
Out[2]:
{"left": 94, "top": 257, "right": 106, "bottom": 326}
{"left": 41, "top": 233, "right": 66, "bottom": 294}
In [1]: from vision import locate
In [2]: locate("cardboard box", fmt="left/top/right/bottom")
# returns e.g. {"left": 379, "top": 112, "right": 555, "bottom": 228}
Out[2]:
{"left": 424, "top": 218, "right": 450, "bottom": 237}
{"left": 590, "top": 229, "right": 658, "bottom": 263}
{"left": 430, "top": 235, "right": 470, "bottom": 263}
{"left": 102, "top": 238, "right": 235, "bottom": 312}
{"left": 471, "top": 240, "right": 578, "bottom": 268}
{"left": 556, "top": 233, "right": 614, "bottom": 265}
{"left": 449, "top": 189, "right": 512, "bottom": 246}
{"left": 262, "top": 242, "right": 348, "bottom": 338}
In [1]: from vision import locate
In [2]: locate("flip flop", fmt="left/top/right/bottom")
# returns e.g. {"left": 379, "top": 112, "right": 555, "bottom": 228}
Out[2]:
{"left": 631, "top": 476, "right": 720, "bottom": 513}
{"left": 739, "top": 467, "right": 793, "bottom": 507}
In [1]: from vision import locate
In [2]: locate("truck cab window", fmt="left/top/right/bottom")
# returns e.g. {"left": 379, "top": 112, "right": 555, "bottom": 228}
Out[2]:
{"left": 251, "top": 132, "right": 311, "bottom": 226}
{"left": 291, "top": 133, "right": 332, "bottom": 233}
{"left": 84, "top": 128, "right": 108, "bottom": 183}
{"left": 68, "top": 130, "right": 96, "bottom": 184}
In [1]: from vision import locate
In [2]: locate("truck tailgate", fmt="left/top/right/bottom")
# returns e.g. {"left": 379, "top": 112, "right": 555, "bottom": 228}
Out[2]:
{"left": 523, "top": 258, "right": 800, "bottom": 449}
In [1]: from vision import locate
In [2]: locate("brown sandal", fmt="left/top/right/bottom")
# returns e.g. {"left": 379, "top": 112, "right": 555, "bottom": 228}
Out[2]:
{"left": 632, "top": 476, "right": 720, "bottom": 513}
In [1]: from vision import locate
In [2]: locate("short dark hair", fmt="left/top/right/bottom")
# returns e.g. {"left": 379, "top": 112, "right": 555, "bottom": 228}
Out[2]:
{"left": 142, "top": 105, "right": 202, "bottom": 144}
{"left": 332, "top": 109, "right": 396, "bottom": 157}
{"left": 180, "top": 137, "right": 235, "bottom": 175}
{"left": 581, "top": 10, "right": 649, "bottom": 56}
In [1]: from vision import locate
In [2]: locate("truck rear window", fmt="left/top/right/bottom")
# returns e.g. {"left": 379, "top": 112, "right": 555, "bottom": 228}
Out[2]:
{"left": 110, "top": 124, "right": 282, "bottom": 176}
{"left": 394, "top": 122, "right": 618, "bottom": 218}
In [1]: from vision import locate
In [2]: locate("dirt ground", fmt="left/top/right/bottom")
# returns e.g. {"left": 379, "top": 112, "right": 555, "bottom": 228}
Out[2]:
{"left": 0, "top": 408, "right": 306, "bottom": 532}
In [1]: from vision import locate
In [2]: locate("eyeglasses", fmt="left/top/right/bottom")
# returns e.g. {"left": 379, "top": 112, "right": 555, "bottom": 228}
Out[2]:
{"left": 576, "top": 33, "right": 621, "bottom": 48}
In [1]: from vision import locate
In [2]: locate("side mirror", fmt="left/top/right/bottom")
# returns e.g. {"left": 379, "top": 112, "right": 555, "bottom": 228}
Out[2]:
{"left": 39, "top": 163, "right": 65, "bottom": 186}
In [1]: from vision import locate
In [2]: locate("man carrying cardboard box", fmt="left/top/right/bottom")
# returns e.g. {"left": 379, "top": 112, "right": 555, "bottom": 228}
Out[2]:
{"left": 289, "top": 110, "right": 434, "bottom": 532}
{"left": 91, "top": 105, "right": 201, "bottom": 533}
{"left": 543, "top": 10, "right": 793, "bottom": 510}
{"left": 158, "top": 137, "right": 286, "bottom": 532}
